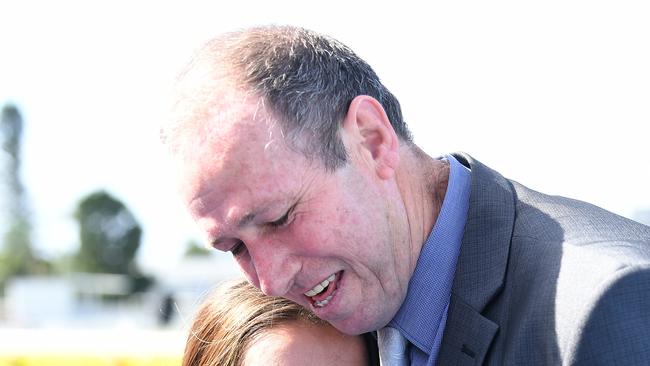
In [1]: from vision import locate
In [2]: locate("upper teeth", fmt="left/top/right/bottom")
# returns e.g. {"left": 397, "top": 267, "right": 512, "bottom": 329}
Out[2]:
{"left": 304, "top": 273, "right": 336, "bottom": 297}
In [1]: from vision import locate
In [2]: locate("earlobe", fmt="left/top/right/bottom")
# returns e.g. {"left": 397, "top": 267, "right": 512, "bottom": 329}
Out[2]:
{"left": 342, "top": 95, "right": 400, "bottom": 180}
{"left": 377, "top": 146, "right": 399, "bottom": 179}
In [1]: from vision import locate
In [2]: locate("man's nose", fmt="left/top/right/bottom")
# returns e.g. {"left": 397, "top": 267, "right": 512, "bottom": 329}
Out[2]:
{"left": 248, "top": 242, "right": 299, "bottom": 297}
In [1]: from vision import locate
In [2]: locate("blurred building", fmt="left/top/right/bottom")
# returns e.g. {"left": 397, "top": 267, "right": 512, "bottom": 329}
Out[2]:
{"left": 154, "top": 254, "right": 241, "bottom": 328}
{"left": 0, "top": 254, "right": 239, "bottom": 329}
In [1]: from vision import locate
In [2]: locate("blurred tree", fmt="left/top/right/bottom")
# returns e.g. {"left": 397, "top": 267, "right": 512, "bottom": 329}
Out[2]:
{"left": 73, "top": 190, "right": 152, "bottom": 294}
{"left": 0, "top": 103, "right": 49, "bottom": 290}
{"left": 183, "top": 239, "right": 212, "bottom": 257}
{"left": 74, "top": 190, "right": 141, "bottom": 274}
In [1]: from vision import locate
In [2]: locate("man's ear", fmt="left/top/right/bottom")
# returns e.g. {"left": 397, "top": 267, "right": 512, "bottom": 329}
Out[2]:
{"left": 342, "top": 95, "right": 400, "bottom": 179}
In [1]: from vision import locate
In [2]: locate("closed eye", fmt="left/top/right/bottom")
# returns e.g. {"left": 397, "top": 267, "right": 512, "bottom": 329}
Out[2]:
{"left": 268, "top": 211, "right": 290, "bottom": 227}
{"left": 268, "top": 205, "right": 294, "bottom": 228}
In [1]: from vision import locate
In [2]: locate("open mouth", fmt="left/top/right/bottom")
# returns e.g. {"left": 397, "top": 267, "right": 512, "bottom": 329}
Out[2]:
{"left": 304, "top": 271, "right": 342, "bottom": 308}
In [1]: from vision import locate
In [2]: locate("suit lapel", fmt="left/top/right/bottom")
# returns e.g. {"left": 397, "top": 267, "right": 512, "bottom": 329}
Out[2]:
{"left": 437, "top": 294, "right": 499, "bottom": 366}
{"left": 436, "top": 153, "right": 516, "bottom": 365}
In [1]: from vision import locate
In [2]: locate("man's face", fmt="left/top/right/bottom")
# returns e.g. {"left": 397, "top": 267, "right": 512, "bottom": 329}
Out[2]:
{"left": 175, "top": 98, "right": 412, "bottom": 334}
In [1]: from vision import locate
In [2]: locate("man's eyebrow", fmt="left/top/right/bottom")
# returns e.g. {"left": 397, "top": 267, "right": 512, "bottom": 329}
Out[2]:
{"left": 210, "top": 201, "right": 289, "bottom": 246}
{"left": 236, "top": 198, "right": 293, "bottom": 227}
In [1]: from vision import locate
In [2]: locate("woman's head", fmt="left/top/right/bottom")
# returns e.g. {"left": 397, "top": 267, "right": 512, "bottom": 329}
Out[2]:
{"left": 183, "top": 279, "right": 369, "bottom": 366}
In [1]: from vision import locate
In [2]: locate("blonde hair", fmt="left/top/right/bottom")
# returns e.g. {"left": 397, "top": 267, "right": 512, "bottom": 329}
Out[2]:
{"left": 182, "top": 279, "right": 325, "bottom": 366}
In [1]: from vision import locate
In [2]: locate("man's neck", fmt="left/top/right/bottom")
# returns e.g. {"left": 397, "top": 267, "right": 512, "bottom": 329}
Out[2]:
{"left": 395, "top": 146, "right": 450, "bottom": 273}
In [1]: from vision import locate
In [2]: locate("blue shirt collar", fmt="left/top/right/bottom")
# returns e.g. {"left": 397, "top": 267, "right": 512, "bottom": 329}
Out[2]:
{"left": 390, "top": 155, "right": 471, "bottom": 357}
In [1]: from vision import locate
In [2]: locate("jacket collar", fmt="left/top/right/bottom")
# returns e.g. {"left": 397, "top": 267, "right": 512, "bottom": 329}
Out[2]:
{"left": 451, "top": 152, "right": 515, "bottom": 310}
{"left": 435, "top": 152, "right": 516, "bottom": 365}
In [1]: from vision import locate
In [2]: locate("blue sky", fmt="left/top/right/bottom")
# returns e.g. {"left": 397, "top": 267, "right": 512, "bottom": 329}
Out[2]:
{"left": 1, "top": 0, "right": 649, "bottom": 275}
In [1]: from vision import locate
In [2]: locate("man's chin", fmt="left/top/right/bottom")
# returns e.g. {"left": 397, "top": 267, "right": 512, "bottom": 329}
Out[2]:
{"left": 329, "top": 316, "right": 390, "bottom": 336}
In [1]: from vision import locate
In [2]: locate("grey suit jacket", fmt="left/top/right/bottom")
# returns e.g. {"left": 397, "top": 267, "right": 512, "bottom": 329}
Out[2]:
{"left": 436, "top": 153, "right": 650, "bottom": 365}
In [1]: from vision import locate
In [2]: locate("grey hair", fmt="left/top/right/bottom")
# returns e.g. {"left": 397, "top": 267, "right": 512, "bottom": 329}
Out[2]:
{"left": 168, "top": 25, "right": 412, "bottom": 171}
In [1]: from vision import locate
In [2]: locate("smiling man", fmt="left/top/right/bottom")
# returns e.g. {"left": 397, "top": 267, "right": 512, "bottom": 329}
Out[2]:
{"left": 163, "top": 26, "right": 650, "bottom": 365}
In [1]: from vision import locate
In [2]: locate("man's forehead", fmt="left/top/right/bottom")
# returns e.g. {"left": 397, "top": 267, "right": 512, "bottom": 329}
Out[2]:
{"left": 183, "top": 91, "right": 267, "bottom": 138}
{"left": 174, "top": 89, "right": 282, "bottom": 167}
{"left": 171, "top": 60, "right": 268, "bottom": 143}
{"left": 182, "top": 123, "right": 302, "bottom": 214}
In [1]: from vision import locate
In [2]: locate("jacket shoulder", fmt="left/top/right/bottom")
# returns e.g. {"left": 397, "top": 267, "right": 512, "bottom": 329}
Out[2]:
{"left": 565, "top": 266, "right": 650, "bottom": 365}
